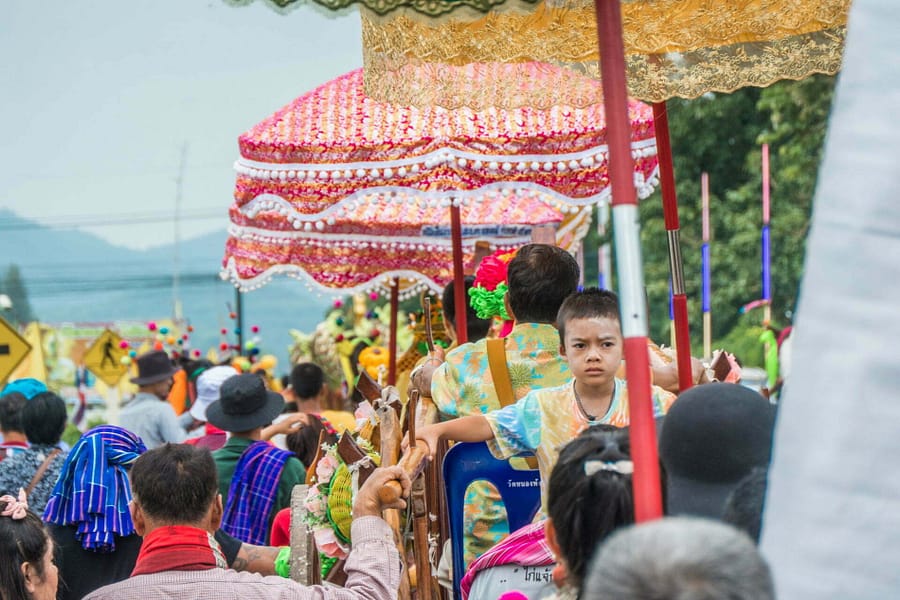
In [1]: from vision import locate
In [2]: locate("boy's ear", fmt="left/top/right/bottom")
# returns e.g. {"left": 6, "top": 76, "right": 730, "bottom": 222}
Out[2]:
{"left": 559, "top": 343, "right": 568, "bottom": 359}
{"left": 503, "top": 294, "right": 516, "bottom": 322}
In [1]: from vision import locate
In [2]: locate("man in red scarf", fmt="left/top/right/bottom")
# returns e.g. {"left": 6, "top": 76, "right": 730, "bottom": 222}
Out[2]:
{"left": 83, "top": 444, "right": 410, "bottom": 600}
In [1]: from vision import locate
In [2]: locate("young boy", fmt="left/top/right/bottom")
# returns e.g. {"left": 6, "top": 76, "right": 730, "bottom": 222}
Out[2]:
{"left": 415, "top": 288, "right": 676, "bottom": 510}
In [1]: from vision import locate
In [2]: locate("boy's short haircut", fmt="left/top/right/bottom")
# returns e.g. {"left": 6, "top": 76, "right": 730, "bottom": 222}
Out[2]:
{"left": 556, "top": 287, "right": 621, "bottom": 346}
{"left": 130, "top": 443, "right": 218, "bottom": 524}
{"left": 507, "top": 244, "right": 580, "bottom": 324}
{"left": 0, "top": 392, "right": 27, "bottom": 433}
{"left": 442, "top": 276, "right": 492, "bottom": 342}
{"left": 290, "top": 363, "right": 325, "bottom": 400}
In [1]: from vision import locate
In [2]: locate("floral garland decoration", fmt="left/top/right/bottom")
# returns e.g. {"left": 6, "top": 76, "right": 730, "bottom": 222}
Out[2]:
{"left": 468, "top": 248, "right": 518, "bottom": 335}
{"left": 303, "top": 431, "right": 380, "bottom": 569}
{"left": 303, "top": 443, "right": 349, "bottom": 562}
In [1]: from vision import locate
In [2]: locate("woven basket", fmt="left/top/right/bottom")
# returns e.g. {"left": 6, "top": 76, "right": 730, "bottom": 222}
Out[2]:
{"left": 325, "top": 453, "right": 381, "bottom": 544}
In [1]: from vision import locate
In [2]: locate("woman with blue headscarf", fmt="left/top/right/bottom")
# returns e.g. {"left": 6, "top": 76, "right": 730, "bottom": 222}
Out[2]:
{"left": 43, "top": 426, "right": 148, "bottom": 600}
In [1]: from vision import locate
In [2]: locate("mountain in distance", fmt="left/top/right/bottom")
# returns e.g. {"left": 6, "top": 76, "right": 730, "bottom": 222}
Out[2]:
{"left": 0, "top": 209, "right": 332, "bottom": 371}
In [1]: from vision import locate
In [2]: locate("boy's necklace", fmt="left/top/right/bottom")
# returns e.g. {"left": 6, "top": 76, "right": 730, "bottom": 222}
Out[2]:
{"left": 573, "top": 383, "right": 600, "bottom": 421}
{"left": 572, "top": 381, "right": 615, "bottom": 421}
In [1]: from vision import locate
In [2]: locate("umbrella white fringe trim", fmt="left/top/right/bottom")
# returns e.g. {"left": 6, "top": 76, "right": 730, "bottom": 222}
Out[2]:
{"left": 234, "top": 137, "right": 658, "bottom": 182}
{"left": 231, "top": 167, "right": 660, "bottom": 233}
{"left": 221, "top": 208, "right": 591, "bottom": 295}
{"left": 228, "top": 203, "right": 589, "bottom": 245}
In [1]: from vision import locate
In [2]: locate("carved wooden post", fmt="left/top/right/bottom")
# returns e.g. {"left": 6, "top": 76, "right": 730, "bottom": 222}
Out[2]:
{"left": 289, "top": 484, "right": 319, "bottom": 585}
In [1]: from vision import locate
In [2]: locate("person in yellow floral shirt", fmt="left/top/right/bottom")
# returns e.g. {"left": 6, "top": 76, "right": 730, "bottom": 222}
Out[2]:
{"left": 417, "top": 288, "right": 676, "bottom": 541}
{"left": 427, "top": 244, "right": 580, "bottom": 566}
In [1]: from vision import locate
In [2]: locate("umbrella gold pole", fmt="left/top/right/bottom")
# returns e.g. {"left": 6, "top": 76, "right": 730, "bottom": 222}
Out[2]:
{"left": 388, "top": 278, "right": 399, "bottom": 385}
{"left": 653, "top": 102, "right": 694, "bottom": 392}
{"left": 594, "top": 0, "right": 663, "bottom": 522}
{"left": 450, "top": 200, "right": 468, "bottom": 343}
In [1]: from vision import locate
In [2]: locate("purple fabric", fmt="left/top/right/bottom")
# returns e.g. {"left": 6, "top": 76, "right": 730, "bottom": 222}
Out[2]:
{"left": 221, "top": 441, "right": 292, "bottom": 545}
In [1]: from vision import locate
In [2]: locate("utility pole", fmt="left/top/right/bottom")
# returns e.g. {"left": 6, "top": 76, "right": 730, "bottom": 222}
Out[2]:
{"left": 173, "top": 143, "right": 188, "bottom": 322}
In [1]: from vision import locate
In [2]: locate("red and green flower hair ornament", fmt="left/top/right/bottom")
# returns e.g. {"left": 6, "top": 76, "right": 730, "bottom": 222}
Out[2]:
{"left": 469, "top": 248, "right": 518, "bottom": 335}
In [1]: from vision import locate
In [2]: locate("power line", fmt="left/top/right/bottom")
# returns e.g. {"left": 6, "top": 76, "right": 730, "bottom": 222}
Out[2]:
{"left": 0, "top": 208, "right": 226, "bottom": 231}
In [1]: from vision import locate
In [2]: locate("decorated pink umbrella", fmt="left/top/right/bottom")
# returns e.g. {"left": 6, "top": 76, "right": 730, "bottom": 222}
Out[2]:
{"left": 222, "top": 67, "right": 660, "bottom": 346}
{"left": 228, "top": 68, "right": 657, "bottom": 218}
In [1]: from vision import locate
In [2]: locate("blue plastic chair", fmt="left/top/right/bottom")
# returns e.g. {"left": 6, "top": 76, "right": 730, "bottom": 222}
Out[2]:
{"left": 442, "top": 441, "right": 541, "bottom": 599}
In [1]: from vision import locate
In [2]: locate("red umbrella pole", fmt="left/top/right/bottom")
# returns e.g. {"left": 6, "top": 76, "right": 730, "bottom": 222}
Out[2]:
{"left": 652, "top": 102, "right": 694, "bottom": 392}
{"left": 594, "top": 0, "right": 663, "bottom": 522}
{"left": 450, "top": 200, "right": 468, "bottom": 343}
{"left": 388, "top": 277, "right": 399, "bottom": 385}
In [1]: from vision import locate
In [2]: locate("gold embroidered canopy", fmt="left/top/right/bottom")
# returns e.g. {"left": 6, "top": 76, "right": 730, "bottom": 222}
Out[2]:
{"left": 359, "top": 0, "right": 850, "bottom": 107}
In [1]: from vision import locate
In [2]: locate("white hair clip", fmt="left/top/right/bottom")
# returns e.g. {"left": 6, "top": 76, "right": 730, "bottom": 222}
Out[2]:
{"left": 584, "top": 460, "right": 634, "bottom": 476}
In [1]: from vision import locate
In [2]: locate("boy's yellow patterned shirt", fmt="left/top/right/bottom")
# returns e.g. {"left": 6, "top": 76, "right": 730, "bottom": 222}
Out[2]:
{"left": 485, "top": 379, "right": 677, "bottom": 511}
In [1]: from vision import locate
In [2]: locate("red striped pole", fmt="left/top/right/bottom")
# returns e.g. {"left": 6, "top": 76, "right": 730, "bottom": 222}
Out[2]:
{"left": 652, "top": 102, "right": 694, "bottom": 392}
{"left": 593, "top": 0, "right": 663, "bottom": 521}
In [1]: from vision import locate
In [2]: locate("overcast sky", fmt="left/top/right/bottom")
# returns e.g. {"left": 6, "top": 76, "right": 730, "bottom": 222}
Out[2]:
{"left": 1, "top": 0, "right": 362, "bottom": 249}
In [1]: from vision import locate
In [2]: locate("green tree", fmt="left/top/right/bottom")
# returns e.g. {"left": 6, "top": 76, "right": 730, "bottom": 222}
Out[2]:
{"left": 581, "top": 75, "right": 835, "bottom": 363}
{"left": 2, "top": 264, "right": 37, "bottom": 325}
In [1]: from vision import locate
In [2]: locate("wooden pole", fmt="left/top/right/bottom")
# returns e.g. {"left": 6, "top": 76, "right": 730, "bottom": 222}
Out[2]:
{"left": 388, "top": 278, "right": 399, "bottom": 385}
{"left": 762, "top": 144, "right": 772, "bottom": 324}
{"left": 702, "top": 172, "right": 712, "bottom": 358}
{"left": 449, "top": 202, "right": 468, "bottom": 343}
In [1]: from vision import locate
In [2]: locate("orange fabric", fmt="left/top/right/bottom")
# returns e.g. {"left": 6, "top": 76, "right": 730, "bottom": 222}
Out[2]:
{"left": 167, "top": 370, "right": 189, "bottom": 415}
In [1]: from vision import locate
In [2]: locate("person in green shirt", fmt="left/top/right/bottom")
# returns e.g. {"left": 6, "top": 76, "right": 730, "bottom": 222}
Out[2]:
{"left": 207, "top": 374, "right": 306, "bottom": 545}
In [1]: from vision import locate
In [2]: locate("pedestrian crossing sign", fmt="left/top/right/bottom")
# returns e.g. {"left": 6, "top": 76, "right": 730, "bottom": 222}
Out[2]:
{"left": 83, "top": 329, "right": 129, "bottom": 386}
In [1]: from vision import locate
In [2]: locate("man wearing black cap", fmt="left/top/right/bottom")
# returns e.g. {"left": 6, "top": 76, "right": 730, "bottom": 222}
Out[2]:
{"left": 208, "top": 373, "right": 305, "bottom": 545}
{"left": 659, "top": 382, "right": 776, "bottom": 519}
{"left": 121, "top": 350, "right": 188, "bottom": 449}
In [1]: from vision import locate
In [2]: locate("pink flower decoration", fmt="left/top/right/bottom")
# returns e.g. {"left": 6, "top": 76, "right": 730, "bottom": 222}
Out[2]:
{"left": 354, "top": 400, "right": 375, "bottom": 422}
{"left": 316, "top": 454, "right": 339, "bottom": 483}
{"left": 305, "top": 493, "right": 324, "bottom": 516}
{"left": 314, "top": 527, "right": 349, "bottom": 559}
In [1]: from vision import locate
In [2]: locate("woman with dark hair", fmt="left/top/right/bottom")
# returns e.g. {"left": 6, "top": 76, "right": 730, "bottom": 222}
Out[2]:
{"left": 463, "top": 425, "right": 636, "bottom": 600}
{"left": 0, "top": 391, "right": 68, "bottom": 514}
{"left": 284, "top": 413, "right": 338, "bottom": 469}
{"left": 267, "top": 414, "right": 340, "bottom": 546}
{"left": 0, "top": 490, "right": 58, "bottom": 600}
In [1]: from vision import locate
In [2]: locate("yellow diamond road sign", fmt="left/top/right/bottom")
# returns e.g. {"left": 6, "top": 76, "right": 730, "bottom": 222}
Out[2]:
{"left": 0, "top": 317, "right": 32, "bottom": 385}
{"left": 84, "top": 329, "right": 130, "bottom": 387}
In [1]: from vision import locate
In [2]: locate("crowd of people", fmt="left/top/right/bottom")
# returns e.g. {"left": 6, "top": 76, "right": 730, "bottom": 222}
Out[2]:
{"left": 0, "top": 243, "right": 779, "bottom": 600}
